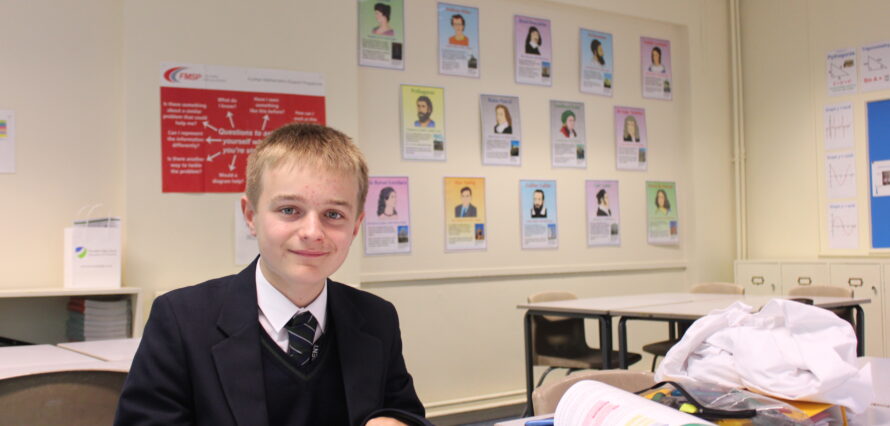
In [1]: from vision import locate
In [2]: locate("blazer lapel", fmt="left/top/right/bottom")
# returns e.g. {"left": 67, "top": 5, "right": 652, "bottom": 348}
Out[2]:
{"left": 329, "top": 281, "right": 384, "bottom": 425}
{"left": 211, "top": 261, "right": 269, "bottom": 426}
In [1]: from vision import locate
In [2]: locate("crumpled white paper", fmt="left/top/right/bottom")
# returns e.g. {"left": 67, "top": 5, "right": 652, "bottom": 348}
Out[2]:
{"left": 655, "top": 299, "right": 873, "bottom": 413}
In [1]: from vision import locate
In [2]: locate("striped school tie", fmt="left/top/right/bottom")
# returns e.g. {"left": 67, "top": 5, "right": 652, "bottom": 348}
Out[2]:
{"left": 285, "top": 311, "right": 317, "bottom": 366}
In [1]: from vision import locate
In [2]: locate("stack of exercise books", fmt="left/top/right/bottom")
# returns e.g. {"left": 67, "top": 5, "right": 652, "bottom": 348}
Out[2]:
{"left": 66, "top": 297, "right": 131, "bottom": 341}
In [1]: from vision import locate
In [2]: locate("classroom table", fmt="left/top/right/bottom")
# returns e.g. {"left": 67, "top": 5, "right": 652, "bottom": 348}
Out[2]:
{"left": 517, "top": 293, "right": 871, "bottom": 415}
{"left": 0, "top": 344, "right": 128, "bottom": 380}
{"left": 516, "top": 292, "right": 739, "bottom": 414}
{"left": 613, "top": 295, "right": 870, "bottom": 369}
{"left": 57, "top": 337, "right": 140, "bottom": 362}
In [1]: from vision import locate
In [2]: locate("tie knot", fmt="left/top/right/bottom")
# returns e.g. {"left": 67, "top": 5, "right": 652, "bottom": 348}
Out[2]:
{"left": 288, "top": 311, "right": 317, "bottom": 329}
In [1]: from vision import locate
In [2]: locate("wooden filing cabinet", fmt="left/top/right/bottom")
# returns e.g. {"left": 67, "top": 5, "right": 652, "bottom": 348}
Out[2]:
{"left": 829, "top": 263, "right": 884, "bottom": 357}
{"left": 780, "top": 262, "right": 830, "bottom": 294}
{"left": 734, "top": 261, "right": 780, "bottom": 295}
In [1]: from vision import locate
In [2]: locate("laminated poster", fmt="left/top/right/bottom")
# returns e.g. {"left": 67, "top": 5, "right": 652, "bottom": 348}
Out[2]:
{"left": 860, "top": 41, "right": 890, "bottom": 92}
{"left": 480, "top": 94, "right": 521, "bottom": 166}
{"left": 827, "top": 202, "right": 859, "bottom": 250}
{"left": 160, "top": 62, "right": 325, "bottom": 193}
{"left": 614, "top": 106, "right": 648, "bottom": 171}
{"left": 358, "top": 0, "right": 405, "bottom": 70}
{"left": 640, "top": 37, "right": 672, "bottom": 100}
{"left": 826, "top": 48, "right": 857, "bottom": 96}
{"left": 586, "top": 180, "right": 620, "bottom": 247}
{"left": 824, "top": 103, "right": 854, "bottom": 151}
{"left": 363, "top": 176, "right": 412, "bottom": 255}
{"left": 514, "top": 15, "right": 552, "bottom": 86}
{"left": 401, "top": 85, "right": 445, "bottom": 161}
{"left": 646, "top": 181, "right": 679, "bottom": 245}
{"left": 549, "top": 100, "right": 586, "bottom": 169}
{"left": 444, "top": 177, "right": 486, "bottom": 251}
{"left": 579, "top": 29, "right": 614, "bottom": 97}
{"left": 438, "top": 3, "right": 480, "bottom": 78}
{"left": 520, "top": 180, "right": 558, "bottom": 249}
{"left": 0, "top": 110, "right": 14, "bottom": 173}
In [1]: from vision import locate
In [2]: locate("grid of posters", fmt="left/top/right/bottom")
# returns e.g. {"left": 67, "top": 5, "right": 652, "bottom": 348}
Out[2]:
{"left": 646, "top": 181, "right": 679, "bottom": 245}
{"left": 640, "top": 37, "right": 672, "bottom": 100}
{"left": 0, "top": 110, "right": 14, "bottom": 173}
{"left": 438, "top": 3, "right": 479, "bottom": 78}
{"left": 514, "top": 15, "right": 552, "bottom": 86}
{"left": 549, "top": 100, "right": 586, "bottom": 168}
{"left": 520, "top": 180, "right": 558, "bottom": 249}
{"left": 826, "top": 48, "right": 857, "bottom": 96}
{"left": 160, "top": 63, "right": 325, "bottom": 193}
{"left": 860, "top": 41, "right": 890, "bottom": 92}
{"left": 401, "top": 85, "right": 445, "bottom": 161}
{"left": 358, "top": 0, "right": 405, "bottom": 70}
{"left": 824, "top": 103, "right": 854, "bottom": 151}
{"left": 444, "top": 177, "right": 486, "bottom": 251}
{"left": 579, "top": 29, "right": 613, "bottom": 97}
{"left": 480, "top": 94, "right": 521, "bottom": 166}
{"left": 364, "top": 176, "right": 412, "bottom": 255}
{"left": 614, "top": 106, "right": 648, "bottom": 171}
{"left": 586, "top": 180, "right": 620, "bottom": 246}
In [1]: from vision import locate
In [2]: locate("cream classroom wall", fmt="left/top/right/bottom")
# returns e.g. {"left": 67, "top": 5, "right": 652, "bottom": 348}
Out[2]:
{"left": 0, "top": 0, "right": 736, "bottom": 416}
{"left": 0, "top": 0, "right": 124, "bottom": 288}
{"left": 360, "top": 0, "right": 735, "bottom": 413}
{"left": 741, "top": 0, "right": 890, "bottom": 257}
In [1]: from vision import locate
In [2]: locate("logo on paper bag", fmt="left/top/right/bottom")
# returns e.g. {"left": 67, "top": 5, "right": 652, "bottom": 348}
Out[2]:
{"left": 163, "top": 67, "right": 202, "bottom": 83}
{"left": 75, "top": 246, "right": 87, "bottom": 259}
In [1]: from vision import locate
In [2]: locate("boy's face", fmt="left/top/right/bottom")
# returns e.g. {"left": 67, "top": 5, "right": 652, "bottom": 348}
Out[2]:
{"left": 242, "top": 161, "right": 364, "bottom": 291}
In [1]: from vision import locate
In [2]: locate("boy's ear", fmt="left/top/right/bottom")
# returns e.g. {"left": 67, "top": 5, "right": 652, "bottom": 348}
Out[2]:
{"left": 352, "top": 212, "right": 365, "bottom": 237}
{"left": 241, "top": 196, "right": 257, "bottom": 236}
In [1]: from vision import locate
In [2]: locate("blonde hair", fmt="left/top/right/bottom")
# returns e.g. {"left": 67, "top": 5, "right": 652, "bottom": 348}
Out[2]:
{"left": 245, "top": 123, "right": 369, "bottom": 210}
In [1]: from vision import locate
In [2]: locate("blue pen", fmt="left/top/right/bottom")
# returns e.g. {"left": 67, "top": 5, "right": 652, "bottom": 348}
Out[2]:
{"left": 525, "top": 418, "right": 555, "bottom": 426}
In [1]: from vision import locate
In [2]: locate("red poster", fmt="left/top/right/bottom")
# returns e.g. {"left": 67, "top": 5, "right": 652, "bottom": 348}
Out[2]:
{"left": 160, "top": 63, "right": 325, "bottom": 192}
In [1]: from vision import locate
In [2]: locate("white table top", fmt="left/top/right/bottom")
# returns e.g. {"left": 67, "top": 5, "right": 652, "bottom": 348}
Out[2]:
{"left": 611, "top": 295, "right": 871, "bottom": 320}
{"left": 57, "top": 337, "right": 140, "bottom": 362}
{"left": 516, "top": 292, "right": 733, "bottom": 315}
{"left": 0, "top": 344, "right": 128, "bottom": 380}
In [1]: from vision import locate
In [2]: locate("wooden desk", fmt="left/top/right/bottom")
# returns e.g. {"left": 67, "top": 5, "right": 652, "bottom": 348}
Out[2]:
{"left": 0, "top": 344, "right": 125, "bottom": 380}
{"left": 57, "top": 337, "right": 140, "bottom": 362}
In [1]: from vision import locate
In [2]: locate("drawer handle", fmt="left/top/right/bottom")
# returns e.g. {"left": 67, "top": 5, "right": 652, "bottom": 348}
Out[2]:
{"left": 848, "top": 277, "right": 863, "bottom": 287}
{"left": 751, "top": 276, "right": 765, "bottom": 286}
{"left": 797, "top": 277, "right": 812, "bottom": 285}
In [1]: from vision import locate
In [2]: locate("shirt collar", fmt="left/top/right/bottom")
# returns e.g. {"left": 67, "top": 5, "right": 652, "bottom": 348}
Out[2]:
{"left": 255, "top": 261, "right": 327, "bottom": 336}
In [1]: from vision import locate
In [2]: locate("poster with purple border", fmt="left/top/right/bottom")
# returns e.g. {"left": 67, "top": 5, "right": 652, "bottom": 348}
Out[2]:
{"left": 614, "top": 106, "right": 648, "bottom": 171}
{"left": 640, "top": 37, "right": 672, "bottom": 100}
{"left": 586, "top": 180, "right": 620, "bottom": 246}
{"left": 514, "top": 15, "right": 552, "bottom": 86}
{"left": 363, "top": 176, "right": 412, "bottom": 255}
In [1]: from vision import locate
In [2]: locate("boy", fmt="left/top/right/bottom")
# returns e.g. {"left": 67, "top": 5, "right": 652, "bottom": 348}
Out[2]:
{"left": 116, "top": 124, "right": 428, "bottom": 425}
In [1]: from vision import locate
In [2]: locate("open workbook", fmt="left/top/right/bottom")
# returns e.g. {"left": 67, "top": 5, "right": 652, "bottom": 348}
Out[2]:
{"left": 553, "top": 380, "right": 715, "bottom": 426}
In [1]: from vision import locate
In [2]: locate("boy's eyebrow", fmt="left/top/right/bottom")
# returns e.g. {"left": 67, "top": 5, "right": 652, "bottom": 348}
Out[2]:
{"left": 269, "top": 194, "right": 354, "bottom": 208}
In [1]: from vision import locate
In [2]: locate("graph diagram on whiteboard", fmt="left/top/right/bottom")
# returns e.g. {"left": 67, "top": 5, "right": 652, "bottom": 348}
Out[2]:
{"left": 824, "top": 103, "right": 853, "bottom": 151}
{"left": 825, "top": 151, "right": 857, "bottom": 199}
{"left": 827, "top": 202, "right": 858, "bottom": 249}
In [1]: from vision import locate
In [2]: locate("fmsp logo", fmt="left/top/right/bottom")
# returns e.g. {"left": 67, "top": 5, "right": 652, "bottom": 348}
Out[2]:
{"left": 163, "top": 67, "right": 203, "bottom": 83}
{"left": 75, "top": 246, "right": 87, "bottom": 259}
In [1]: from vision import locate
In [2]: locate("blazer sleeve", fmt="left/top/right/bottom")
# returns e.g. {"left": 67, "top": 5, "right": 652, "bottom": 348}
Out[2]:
{"left": 115, "top": 295, "right": 194, "bottom": 425}
{"left": 363, "top": 303, "right": 431, "bottom": 426}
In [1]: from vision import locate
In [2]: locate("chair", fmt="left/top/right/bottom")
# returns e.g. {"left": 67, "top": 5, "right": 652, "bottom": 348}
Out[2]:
{"left": 528, "top": 291, "right": 642, "bottom": 388}
{"left": 642, "top": 282, "right": 744, "bottom": 371}
{"left": 532, "top": 370, "right": 655, "bottom": 415}
{"left": 0, "top": 370, "right": 127, "bottom": 425}
{"left": 788, "top": 285, "right": 855, "bottom": 325}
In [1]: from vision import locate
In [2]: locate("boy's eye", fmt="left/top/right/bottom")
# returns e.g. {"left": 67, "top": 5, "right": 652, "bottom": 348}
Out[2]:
{"left": 326, "top": 211, "right": 344, "bottom": 220}
{"left": 281, "top": 207, "right": 297, "bottom": 215}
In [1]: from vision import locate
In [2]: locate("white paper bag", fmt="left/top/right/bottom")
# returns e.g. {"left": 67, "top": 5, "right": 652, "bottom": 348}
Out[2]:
{"left": 63, "top": 219, "right": 121, "bottom": 289}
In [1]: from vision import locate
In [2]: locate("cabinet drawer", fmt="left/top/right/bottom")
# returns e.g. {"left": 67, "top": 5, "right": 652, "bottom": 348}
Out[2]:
{"left": 781, "top": 262, "right": 830, "bottom": 294}
{"left": 735, "top": 262, "right": 780, "bottom": 295}
{"left": 830, "top": 263, "right": 884, "bottom": 357}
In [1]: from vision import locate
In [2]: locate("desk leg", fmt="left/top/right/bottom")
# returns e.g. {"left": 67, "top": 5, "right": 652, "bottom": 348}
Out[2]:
{"left": 618, "top": 317, "right": 628, "bottom": 369}
{"left": 600, "top": 316, "right": 612, "bottom": 370}
{"left": 853, "top": 305, "right": 865, "bottom": 357}
{"left": 524, "top": 312, "right": 535, "bottom": 415}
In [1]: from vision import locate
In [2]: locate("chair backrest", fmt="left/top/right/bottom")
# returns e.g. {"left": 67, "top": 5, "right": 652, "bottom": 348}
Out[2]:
{"left": 0, "top": 370, "right": 127, "bottom": 425}
{"left": 527, "top": 291, "right": 589, "bottom": 365}
{"left": 532, "top": 370, "right": 655, "bottom": 414}
{"left": 690, "top": 282, "right": 745, "bottom": 295}
{"left": 788, "top": 285, "right": 853, "bottom": 298}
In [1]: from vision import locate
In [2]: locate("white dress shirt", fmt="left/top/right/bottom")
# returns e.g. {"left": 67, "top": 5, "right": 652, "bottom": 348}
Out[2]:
{"left": 256, "top": 262, "right": 327, "bottom": 353}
